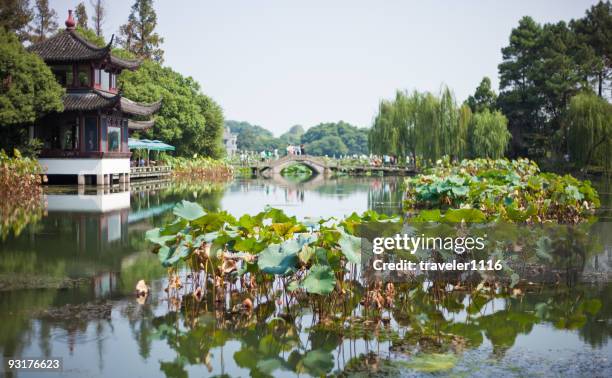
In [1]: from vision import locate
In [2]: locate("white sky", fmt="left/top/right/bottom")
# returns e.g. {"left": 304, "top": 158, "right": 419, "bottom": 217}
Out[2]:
{"left": 51, "top": 0, "right": 599, "bottom": 135}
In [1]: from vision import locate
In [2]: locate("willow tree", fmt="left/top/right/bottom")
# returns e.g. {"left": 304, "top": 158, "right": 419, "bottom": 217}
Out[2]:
{"left": 415, "top": 92, "right": 440, "bottom": 163}
{"left": 457, "top": 104, "right": 472, "bottom": 158}
{"left": 394, "top": 90, "right": 419, "bottom": 162}
{"left": 369, "top": 99, "right": 394, "bottom": 155}
{"left": 438, "top": 87, "right": 461, "bottom": 160}
{"left": 470, "top": 110, "right": 511, "bottom": 158}
{"left": 369, "top": 87, "right": 473, "bottom": 164}
{"left": 566, "top": 92, "right": 612, "bottom": 171}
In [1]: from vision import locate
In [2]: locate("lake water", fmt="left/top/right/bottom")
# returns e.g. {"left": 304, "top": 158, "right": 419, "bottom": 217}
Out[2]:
{"left": 0, "top": 176, "right": 611, "bottom": 377}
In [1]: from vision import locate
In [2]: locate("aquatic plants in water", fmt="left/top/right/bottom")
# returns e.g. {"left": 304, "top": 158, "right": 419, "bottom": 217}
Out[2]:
{"left": 146, "top": 199, "right": 602, "bottom": 304}
{"left": 404, "top": 158, "right": 600, "bottom": 223}
{"left": 144, "top": 197, "right": 608, "bottom": 376}
{"left": 146, "top": 201, "right": 374, "bottom": 295}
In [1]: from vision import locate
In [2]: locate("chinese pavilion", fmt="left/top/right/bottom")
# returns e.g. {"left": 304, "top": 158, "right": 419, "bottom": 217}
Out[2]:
{"left": 27, "top": 10, "right": 161, "bottom": 185}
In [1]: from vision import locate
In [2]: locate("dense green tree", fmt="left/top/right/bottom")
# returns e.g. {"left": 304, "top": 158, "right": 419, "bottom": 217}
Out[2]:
{"left": 0, "top": 28, "right": 63, "bottom": 150}
{"left": 0, "top": 28, "right": 63, "bottom": 125}
{"left": 571, "top": 1, "right": 612, "bottom": 98}
{"left": 466, "top": 77, "right": 497, "bottom": 113}
{"left": 75, "top": 2, "right": 88, "bottom": 29}
{"left": 497, "top": 6, "right": 611, "bottom": 159}
{"left": 301, "top": 121, "right": 368, "bottom": 155}
{"left": 73, "top": 25, "right": 105, "bottom": 46}
{"left": 538, "top": 22, "right": 587, "bottom": 121}
{"left": 279, "top": 125, "right": 304, "bottom": 145}
{"left": 30, "top": 0, "right": 57, "bottom": 42}
{"left": 305, "top": 135, "right": 348, "bottom": 157}
{"left": 89, "top": 0, "right": 104, "bottom": 37}
{"left": 0, "top": 0, "right": 32, "bottom": 41}
{"left": 498, "top": 16, "right": 545, "bottom": 144}
{"left": 566, "top": 91, "right": 612, "bottom": 171}
{"left": 226, "top": 120, "right": 367, "bottom": 156}
{"left": 119, "top": 0, "right": 164, "bottom": 63}
{"left": 197, "top": 94, "right": 225, "bottom": 158}
{"left": 470, "top": 110, "right": 511, "bottom": 159}
{"left": 225, "top": 120, "right": 280, "bottom": 151}
{"left": 119, "top": 60, "right": 223, "bottom": 157}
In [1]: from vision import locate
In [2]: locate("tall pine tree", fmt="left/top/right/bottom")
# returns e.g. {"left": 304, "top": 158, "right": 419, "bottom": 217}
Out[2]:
{"left": 119, "top": 0, "right": 164, "bottom": 63}
{"left": 30, "top": 0, "right": 57, "bottom": 42}
{"left": 465, "top": 77, "right": 498, "bottom": 113}
{"left": 571, "top": 1, "right": 612, "bottom": 98}
{"left": 75, "top": 2, "right": 88, "bottom": 29}
{"left": 89, "top": 0, "right": 104, "bottom": 37}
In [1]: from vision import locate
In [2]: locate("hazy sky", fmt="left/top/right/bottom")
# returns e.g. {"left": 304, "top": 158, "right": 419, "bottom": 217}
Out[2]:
{"left": 51, "top": 0, "right": 599, "bottom": 135}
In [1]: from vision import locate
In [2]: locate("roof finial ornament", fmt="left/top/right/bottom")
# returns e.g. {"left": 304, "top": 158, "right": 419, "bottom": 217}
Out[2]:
{"left": 65, "top": 10, "right": 75, "bottom": 30}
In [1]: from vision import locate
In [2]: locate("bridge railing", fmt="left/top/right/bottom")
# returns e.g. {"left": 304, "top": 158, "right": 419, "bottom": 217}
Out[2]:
{"left": 267, "top": 154, "right": 331, "bottom": 168}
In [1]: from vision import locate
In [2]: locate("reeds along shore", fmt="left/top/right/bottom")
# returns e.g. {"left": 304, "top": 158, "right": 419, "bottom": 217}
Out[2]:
{"left": 0, "top": 150, "right": 45, "bottom": 239}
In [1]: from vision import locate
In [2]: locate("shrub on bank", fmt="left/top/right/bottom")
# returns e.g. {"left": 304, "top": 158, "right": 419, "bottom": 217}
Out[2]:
{"left": 0, "top": 149, "right": 44, "bottom": 239}
{"left": 404, "top": 158, "right": 600, "bottom": 223}
{"left": 162, "top": 155, "right": 233, "bottom": 179}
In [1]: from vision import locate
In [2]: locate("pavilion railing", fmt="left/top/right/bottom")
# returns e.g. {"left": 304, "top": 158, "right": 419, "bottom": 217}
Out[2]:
{"left": 130, "top": 165, "right": 172, "bottom": 179}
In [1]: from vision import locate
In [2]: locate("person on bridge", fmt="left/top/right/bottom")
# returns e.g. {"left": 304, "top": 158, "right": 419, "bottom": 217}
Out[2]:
{"left": 300, "top": 144, "right": 305, "bottom": 155}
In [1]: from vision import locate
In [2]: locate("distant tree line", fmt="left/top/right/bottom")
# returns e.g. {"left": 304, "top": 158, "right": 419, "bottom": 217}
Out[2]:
{"left": 370, "top": 1, "right": 611, "bottom": 171}
{"left": 0, "top": 0, "right": 224, "bottom": 158}
{"left": 226, "top": 120, "right": 369, "bottom": 157}
{"left": 369, "top": 87, "right": 510, "bottom": 163}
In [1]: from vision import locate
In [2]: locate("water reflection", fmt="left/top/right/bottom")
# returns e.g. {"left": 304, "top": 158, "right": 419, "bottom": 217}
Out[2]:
{"left": 0, "top": 176, "right": 610, "bottom": 377}
{"left": 222, "top": 176, "right": 403, "bottom": 218}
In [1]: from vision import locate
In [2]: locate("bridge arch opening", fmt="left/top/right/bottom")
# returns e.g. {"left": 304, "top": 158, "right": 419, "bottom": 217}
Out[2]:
{"left": 280, "top": 163, "right": 315, "bottom": 180}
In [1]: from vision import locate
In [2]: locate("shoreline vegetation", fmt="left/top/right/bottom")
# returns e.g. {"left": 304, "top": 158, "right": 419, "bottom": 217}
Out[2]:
{"left": 0, "top": 149, "right": 45, "bottom": 240}
{"left": 162, "top": 155, "right": 233, "bottom": 180}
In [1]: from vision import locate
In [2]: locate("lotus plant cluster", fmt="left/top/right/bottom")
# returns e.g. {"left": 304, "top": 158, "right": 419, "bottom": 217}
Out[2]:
{"left": 405, "top": 158, "right": 600, "bottom": 223}
{"left": 146, "top": 201, "right": 380, "bottom": 301}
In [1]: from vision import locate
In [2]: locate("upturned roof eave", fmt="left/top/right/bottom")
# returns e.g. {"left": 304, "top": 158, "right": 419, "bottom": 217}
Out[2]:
{"left": 28, "top": 30, "right": 141, "bottom": 70}
{"left": 60, "top": 89, "right": 161, "bottom": 116}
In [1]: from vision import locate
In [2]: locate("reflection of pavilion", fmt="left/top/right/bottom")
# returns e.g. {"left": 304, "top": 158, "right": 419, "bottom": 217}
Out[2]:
{"left": 42, "top": 189, "right": 131, "bottom": 254}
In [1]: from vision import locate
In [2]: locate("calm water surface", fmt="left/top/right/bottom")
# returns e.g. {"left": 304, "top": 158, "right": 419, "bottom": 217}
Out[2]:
{"left": 0, "top": 176, "right": 611, "bottom": 377}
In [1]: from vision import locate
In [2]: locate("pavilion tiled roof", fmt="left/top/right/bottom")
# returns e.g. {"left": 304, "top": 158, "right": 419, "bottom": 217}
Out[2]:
{"left": 120, "top": 97, "right": 162, "bottom": 117}
{"left": 62, "top": 89, "right": 161, "bottom": 116}
{"left": 28, "top": 30, "right": 141, "bottom": 70}
{"left": 128, "top": 119, "right": 155, "bottom": 131}
{"left": 63, "top": 90, "right": 120, "bottom": 111}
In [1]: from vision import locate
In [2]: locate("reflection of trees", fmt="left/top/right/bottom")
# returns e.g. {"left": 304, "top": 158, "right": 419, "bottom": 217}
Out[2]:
{"left": 143, "top": 277, "right": 611, "bottom": 377}
{"left": 148, "top": 289, "right": 341, "bottom": 378}
{"left": 367, "top": 177, "right": 404, "bottom": 215}
{"left": 578, "top": 284, "right": 612, "bottom": 347}
{"left": 0, "top": 290, "right": 55, "bottom": 357}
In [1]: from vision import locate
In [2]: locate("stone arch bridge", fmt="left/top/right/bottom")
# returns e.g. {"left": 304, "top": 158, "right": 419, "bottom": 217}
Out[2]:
{"left": 246, "top": 154, "right": 416, "bottom": 177}
{"left": 255, "top": 155, "right": 333, "bottom": 176}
